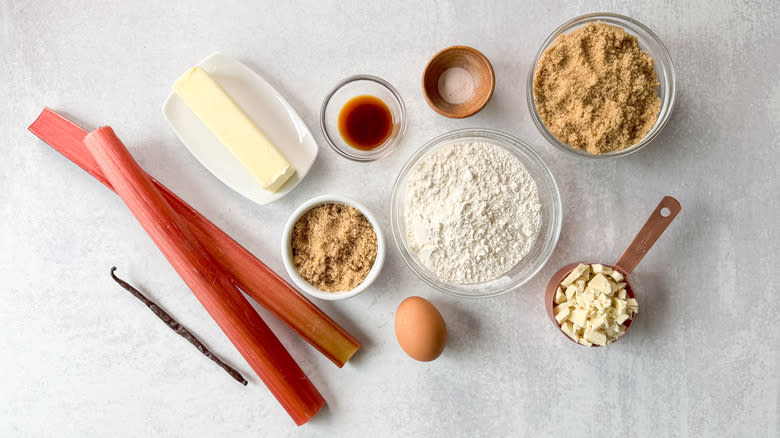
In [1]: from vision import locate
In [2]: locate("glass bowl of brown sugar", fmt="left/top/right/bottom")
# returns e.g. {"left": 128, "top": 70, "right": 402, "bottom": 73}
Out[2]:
{"left": 527, "top": 13, "right": 676, "bottom": 158}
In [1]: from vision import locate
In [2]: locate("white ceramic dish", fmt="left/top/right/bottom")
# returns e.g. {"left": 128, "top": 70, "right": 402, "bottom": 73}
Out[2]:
{"left": 162, "top": 52, "right": 318, "bottom": 205}
{"left": 281, "top": 195, "right": 385, "bottom": 301}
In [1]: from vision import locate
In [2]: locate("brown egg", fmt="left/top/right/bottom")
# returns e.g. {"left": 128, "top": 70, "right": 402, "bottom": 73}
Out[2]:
{"left": 394, "top": 296, "right": 447, "bottom": 361}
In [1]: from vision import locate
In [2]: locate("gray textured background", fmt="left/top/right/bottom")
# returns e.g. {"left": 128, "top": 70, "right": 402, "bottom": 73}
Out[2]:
{"left": 1, "top": 1, "right": 777, "bottom": 437}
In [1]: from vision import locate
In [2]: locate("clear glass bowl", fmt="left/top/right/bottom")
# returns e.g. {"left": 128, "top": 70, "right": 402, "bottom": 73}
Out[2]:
{"left": 390, "top": 129, "right": 562, "bottom": 298}
{"left": 320, "top": 74, "right": 407, "bottom": 162}
{"left": 527, "top": 13, "right": 676, "bottom": 158}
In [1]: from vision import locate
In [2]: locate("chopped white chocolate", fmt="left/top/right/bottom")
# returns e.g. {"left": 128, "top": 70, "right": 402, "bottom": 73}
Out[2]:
{"left": 580, "top": 291, "right": 594, "bottom": 308}
{"left": 553, "top": 302, "right": 570, "bottom": 313}
{"left": 596, "top": 294, "right": 611, "bottom": 310}
{"left": 554, "top": 306, "right": 571, "bottom": 324}
{"left": 614, "top": 298, "right": 627, "bottom": 315}
{"left": 606, "top": 321, "right": 621, "bottom": 338}
{"left": 553, "top": 262, "right": 639, "bottom": 346}
{"left": 574, "top": 278, "right": 586, "bottom": 295}
{"left": 565, "top": 284, "right": 577, "bottom": 301}
{"left": 569, "top": 309, "right": 587, "bottom": 327}
{"left": 561, "top": 321, "right": 577, "bottom": 340}
{"left": 587, "top": 273, "right": 612, "bottom": 296}
{"left": 590, "top": 315, "right": 607, "bottom": 331}
{"left": 585, "top": 329, "right": 607, "bottom": 346}
{"left": 554, "top": 287, "right": 566, "bottom": 304}
{"left": 561, "top": 264, "right": 589, "bottom": 287}
{"left": 611, "top": 281, "right": 626, "bottom": 293}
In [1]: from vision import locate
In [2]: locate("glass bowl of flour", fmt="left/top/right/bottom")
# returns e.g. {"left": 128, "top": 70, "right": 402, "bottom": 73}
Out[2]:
{"left": 390, "top": 128, "right": 561, "bottom": 298}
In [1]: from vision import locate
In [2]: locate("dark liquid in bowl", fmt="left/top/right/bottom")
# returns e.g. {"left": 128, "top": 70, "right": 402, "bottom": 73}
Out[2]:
{"left": 338, "top": 95, "right": 393, "bottom": 150}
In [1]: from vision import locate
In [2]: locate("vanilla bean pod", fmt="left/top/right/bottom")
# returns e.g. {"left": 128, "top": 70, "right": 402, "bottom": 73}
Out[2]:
{"left": 110, "top": 267, "right": 247, "bottom": 385}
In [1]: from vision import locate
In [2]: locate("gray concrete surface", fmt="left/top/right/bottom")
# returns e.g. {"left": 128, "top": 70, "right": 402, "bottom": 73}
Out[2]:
{"left": 1, "top": 1, "right": 777, "bottom": 436}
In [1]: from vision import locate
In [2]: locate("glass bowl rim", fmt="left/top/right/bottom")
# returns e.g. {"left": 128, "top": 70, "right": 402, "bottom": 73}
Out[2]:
{"left": 526, "top": 12, "right": 677, "bottom": 159}
{"left": 390, "top": 128, "right": 562, "bottom": 298}
{"left": 319, "top": 74, "right": 407, "bottom": 162}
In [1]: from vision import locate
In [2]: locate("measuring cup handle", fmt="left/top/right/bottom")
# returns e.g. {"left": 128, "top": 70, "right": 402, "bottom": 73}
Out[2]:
{"left": 615, "top": 196, "right": 681, "bottom": 275}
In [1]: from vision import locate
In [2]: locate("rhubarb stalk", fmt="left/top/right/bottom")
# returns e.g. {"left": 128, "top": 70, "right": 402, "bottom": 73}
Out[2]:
{"left": 28, "top": 108, "right": 360, "bottom": 366}
{"left": 83, "top": 126, "right": 323, "bottom": 425}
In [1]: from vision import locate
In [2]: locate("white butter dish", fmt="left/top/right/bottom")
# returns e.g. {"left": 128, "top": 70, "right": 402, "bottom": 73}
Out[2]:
{"left": 163, "top": 52, "right": 318, "bottom": 205}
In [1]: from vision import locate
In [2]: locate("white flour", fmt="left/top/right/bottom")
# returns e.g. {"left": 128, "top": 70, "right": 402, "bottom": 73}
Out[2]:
{"left": 405, "top": 142, "right": 541, "bottom": 283}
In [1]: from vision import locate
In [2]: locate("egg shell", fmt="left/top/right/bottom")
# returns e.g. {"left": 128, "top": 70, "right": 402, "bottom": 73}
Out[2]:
{"left": 394, "top": 296, "right": 447, "bottom": 361}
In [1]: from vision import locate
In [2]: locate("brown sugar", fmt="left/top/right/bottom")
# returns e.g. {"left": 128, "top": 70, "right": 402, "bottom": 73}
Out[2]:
{"left": 291, "top": 203, "right": 377, "bottom": 292}
{"left": 533, "top": 22, "right": 661, "bottom": 154}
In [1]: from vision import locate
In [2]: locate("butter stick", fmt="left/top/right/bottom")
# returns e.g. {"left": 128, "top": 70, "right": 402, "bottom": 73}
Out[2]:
{"left": 174, "top": 67, "right": 295, "bottom": 192}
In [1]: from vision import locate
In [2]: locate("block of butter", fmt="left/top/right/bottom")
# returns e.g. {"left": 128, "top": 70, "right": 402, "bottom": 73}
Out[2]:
{"left": 173, "top": 66, "right": 295, "bottom": 192}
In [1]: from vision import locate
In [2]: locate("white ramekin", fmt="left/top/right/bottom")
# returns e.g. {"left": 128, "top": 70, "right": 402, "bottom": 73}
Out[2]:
{"left": 281, "top": 195, "right": 385, "bottom": 300}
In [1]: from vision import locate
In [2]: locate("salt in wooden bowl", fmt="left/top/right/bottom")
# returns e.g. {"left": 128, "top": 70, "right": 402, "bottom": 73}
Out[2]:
{"left": 422, "top": 46, "right": 495, "bottom": 118}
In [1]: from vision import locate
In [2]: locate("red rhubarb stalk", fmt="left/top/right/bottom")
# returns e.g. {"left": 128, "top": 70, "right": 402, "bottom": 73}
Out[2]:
{"left": 83, "top": 126, "right": 323, "bottom": 425}
{"left": 28, "top": 108, "right": 360, "bottom": 367}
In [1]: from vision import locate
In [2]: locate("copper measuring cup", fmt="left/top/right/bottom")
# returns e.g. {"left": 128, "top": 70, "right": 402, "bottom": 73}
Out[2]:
{"left": 545, "top": 196, "right": 681, "bottom": 346}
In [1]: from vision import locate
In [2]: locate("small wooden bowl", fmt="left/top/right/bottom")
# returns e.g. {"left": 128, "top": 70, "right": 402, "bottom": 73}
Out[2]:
{"left": 422, "top": 46, "right": 495, "bottom": 118}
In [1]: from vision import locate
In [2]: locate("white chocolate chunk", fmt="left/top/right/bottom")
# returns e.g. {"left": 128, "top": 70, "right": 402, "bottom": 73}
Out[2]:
{"left": 617, "top": 289, "right": 627, "bottom": 299}
{"left": 554, "top": 306, "right": 571, "bottom": 324}
{"left": 575, "top": 278, "right": 586, "bottom": 295}
{"left": 580, "top": 292, "right": 594, "bottom": 308}
{"left": 611, "top": 281, "right": 626, "bottom": 294}
{"left": 610, "top": 270, "right": 624, "bottom": 282}
{"left": 554, "top": 287, "right": 566, "bottom": 304}
{"left": 591, "top": 264, "right": 613, "bottom": 275}
{"left": 626, "top": 298, "right": 639, "bottom": 314}
{"left": 585, "top": 329, "right": 607, "bottom": 346}
{"left": 561, "top": 264, "right": 589, "bottom": 287}
{"left": 597, "top": 294, "right": 611, "bottom": 310}
{"left": 561, "top": 322, "right": 577, "bottom": 341}
{"left": 553, "top": 302, "right": 571, "bottom": 314}
{"left": 565, "top": 284, "right": 578, "bottom": 301}
{"left": 606, "top": 321, "right": 621, "bottom": 338}
{"left": 569, "top": 309, "right": 587, "bottom": 327}
{"left": 587, "top": 273, "right": 612, "bottom": 296}
{"left": 590, "top": 315, "right": 607, "bottom": 331}
{"left": 614, "top": 298, "right": 627, "bottom": 315}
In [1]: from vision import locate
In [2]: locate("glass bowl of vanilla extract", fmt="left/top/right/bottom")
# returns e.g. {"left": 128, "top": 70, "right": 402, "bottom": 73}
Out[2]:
{"left": 320, "top": 75, "right": 407, "bottom": 161}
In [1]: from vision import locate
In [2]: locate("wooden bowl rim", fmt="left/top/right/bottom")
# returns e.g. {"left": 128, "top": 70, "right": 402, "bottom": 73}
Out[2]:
{"left": 422, "top": 45, "right": 495, "bottom": 119}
